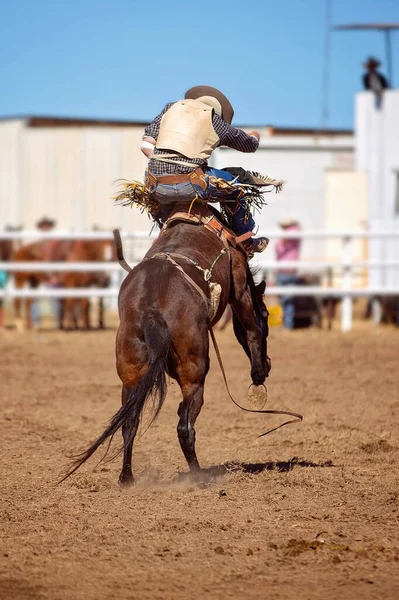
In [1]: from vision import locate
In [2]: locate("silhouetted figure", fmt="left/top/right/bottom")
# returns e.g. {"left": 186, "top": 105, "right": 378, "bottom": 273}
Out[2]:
{"left": 275, "top": 218, "right": 302, "bottom": 330}
{"left": 362, "top": 57, "right": 389, "bottom": 109}
{"left": 33, "top": 217, "right": 59, "bottom": 328}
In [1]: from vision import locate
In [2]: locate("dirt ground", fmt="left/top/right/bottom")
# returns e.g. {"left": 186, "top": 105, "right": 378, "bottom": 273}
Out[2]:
{"left": 1, "top": 321, "right": 399, "bottom": 600}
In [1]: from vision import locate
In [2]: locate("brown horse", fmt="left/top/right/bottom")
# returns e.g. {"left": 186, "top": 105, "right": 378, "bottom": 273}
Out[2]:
{"left": 0, "top": 228, "right": 20, "bottom": 262}
{"left": 12, "top": 238, "right": 115, "bottom": 330}
{"left": 60, "top": 239, "right": 116, "bottom": 330}
{"left": 12, "top": 239, "right": 71, "bottom": 330}
{"left": 64, "top": 206, "right": 271, "bottom": 485}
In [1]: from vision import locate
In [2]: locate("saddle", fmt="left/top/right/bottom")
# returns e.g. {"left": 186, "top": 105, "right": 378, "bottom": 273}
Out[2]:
{"left": 161, "top": 202, "right": 254, "bottom": 249}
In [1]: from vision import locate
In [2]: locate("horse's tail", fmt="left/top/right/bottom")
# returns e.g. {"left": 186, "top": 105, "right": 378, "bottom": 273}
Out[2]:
{"left": 113, "top": 228, "right": 132, "bottom": 273}
{"left": 60, "top": 309, "right": 170, "bottom": 482}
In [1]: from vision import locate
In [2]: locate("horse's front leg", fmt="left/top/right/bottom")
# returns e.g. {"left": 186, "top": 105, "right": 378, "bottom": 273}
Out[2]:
{"left": 80, "top": 298, "right": 90, "bottom": 330}
{"left": 58, "top": 299, "right": 65, "bottom": 330}
{"left": 98, "top": 297, "right": 105, "bottom": 329}
{"left": 231, "top": 288, "right": 270, "bottom": 386}
{"left": 63, "top": 298, "right": 76, "bottom": 330}
{"left": 13, "top": 276, "right": 26, "bottom": 332}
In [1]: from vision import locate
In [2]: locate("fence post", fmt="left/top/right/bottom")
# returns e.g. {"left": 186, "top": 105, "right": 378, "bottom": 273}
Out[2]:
{"left": 341, "top": 235, "right": 353, "bottom": 332}
{"left": 371, "top": 298, "right": 382, "bottom": 325}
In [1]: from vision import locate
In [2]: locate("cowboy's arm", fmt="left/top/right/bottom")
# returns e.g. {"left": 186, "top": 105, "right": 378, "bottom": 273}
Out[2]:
{"left": 213, "top": 114, "right": 260, "bottom": 152}
{"left": 142, "top": 102, "right": 174, "bottom": 157}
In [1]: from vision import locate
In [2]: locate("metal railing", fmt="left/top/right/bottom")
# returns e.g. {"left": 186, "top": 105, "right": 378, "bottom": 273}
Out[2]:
{"left": 1, "top": 229, "right": 399, "bottom": 331}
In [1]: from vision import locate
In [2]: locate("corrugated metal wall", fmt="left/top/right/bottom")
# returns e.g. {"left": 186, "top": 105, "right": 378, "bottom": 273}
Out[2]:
{"left": 0, "top": 120, "right": 24, "bottom": 229}
{"left": 0, "top": 120, "right": 152, "bottom": 233}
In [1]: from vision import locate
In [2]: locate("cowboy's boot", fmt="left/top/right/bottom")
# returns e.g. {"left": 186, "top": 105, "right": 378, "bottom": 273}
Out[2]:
{"left": 242, "top": 236, "right": 269, "bottom": 258}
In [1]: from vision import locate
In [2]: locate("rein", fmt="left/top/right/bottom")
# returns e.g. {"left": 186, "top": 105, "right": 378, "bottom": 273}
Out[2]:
{"left": 112, "top": 229, "right": 303, "bottom": 437}
{"left": 146, "top": 250, "right": 303, "bottom": 438}
{"left": 208, "top": 327, "right": 303, "bottom": 437}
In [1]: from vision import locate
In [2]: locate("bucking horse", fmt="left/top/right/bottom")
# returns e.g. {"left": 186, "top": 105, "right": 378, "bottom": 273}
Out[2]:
{"left": 62, "top": 201, "right": 302, "bottom": 486}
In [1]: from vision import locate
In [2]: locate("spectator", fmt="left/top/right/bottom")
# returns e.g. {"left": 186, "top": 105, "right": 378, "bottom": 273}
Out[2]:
{"left": 362, "top": 57, "right": 389, "bottom": 109}
{"left": 0, "top": 269, "right": 8, "bottom": 328}
{"left": 33, "top": 217, "right": 59, "bottom": 328}
{"left": 275, "top": 218, "right": 302, "bottom": 329}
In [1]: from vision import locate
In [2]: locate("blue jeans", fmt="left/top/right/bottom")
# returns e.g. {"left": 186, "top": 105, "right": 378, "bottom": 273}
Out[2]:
{"left": 148, "top": 167, "right": 255, "bottom": 235}
{"left": 204, "top": 168, "right": 255, "bottom": 235}
{"left": 276, "top": 273, "right": 300, "bottom": 329}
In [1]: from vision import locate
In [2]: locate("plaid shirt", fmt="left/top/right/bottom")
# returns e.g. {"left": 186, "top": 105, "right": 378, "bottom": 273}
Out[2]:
{"left": 145, "top": 102, "right": 259, "bottom": 175}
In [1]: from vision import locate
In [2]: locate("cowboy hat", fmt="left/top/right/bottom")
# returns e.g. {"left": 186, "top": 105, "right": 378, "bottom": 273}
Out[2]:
{"left": 363, "top": 57, "right": 381, "bottom": 69}
{"left": 279, "top": 217, "right": 299, "bottom": 228}
{"left": 36, "top": 216, "right": 56, "bottom": 228}
{"left": 184, "top": 86, "right": 234, "bottom": 124}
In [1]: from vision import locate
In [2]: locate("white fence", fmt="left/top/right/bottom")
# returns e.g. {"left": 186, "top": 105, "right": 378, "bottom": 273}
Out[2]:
{"left": 1, "top": 230, "right": 399, "bottom": 332}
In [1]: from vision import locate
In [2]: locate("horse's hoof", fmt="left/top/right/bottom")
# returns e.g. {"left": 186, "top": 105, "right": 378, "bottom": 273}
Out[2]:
{"left": 248, "top": 384, "right": 268, "bottom": 409}
{"left": 118, "top": 473, "right": 134, "bottom": 488}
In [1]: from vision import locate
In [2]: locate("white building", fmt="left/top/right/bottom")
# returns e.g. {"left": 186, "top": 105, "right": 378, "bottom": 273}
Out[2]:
{"left": 0, "top": 116, "right": 357, "bottom": 264}
{"left": 213, "top": 125, "right": 355, "bottom": 260}
{"left": 355, "top": 90, "right": 399, "bottom": 287}
{"left": 0, "top": 116, "right": 150, "bottom": 233}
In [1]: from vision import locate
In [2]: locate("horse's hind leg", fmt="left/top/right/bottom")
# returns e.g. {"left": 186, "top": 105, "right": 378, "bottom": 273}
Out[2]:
{"left": 119, "top": 383, "right": 141, "bottom": 487}
{"left": 175, "top": 350, "right": 209, "bottom": 474}
{"left": 80, "top": 298, "right": 90, "bottom": 330}
{"left": 13, "top": 276, "right": 26, "bottom": 332}
{"left": 58, "top": 299, "right": 65, "bottom": 330}
{"left": 98, "top": 297, "right": 105, "bottom": 329}
{"left": 177, "top": 383, "right": 205, "bottom": 472}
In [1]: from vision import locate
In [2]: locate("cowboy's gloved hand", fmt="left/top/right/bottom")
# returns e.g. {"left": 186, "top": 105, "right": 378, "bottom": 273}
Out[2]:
{"left": 249, "top": 130, "right": 260, "bottom": 141}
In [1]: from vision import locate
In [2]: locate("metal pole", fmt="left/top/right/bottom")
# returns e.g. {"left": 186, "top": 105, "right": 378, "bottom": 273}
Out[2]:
{"left": 341, "top": 235, "right": 353, "bottom": 332}
{"left": 322, "top": 0, "right": 332, "bottom": 127}
{"left": 385, "top": 29, "right": 393, "bottom": 86}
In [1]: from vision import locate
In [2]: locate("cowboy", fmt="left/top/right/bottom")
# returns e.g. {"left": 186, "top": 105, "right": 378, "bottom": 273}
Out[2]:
{"left": 141, "top": 86, "right": 269, "bottom": 254}
{"left": 362, "top": 57, "right": 389, "bottom": 109}
{"left": 275, "top": 218, "right": 302, "bottom": 330}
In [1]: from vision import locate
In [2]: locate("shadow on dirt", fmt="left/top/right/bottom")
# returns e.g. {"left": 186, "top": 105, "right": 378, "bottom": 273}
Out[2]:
{"left": 203, "top": 456, "right": 334, "bottom": 477}
{"left": 176, "top": 457, "right": 335, "bottom": 486}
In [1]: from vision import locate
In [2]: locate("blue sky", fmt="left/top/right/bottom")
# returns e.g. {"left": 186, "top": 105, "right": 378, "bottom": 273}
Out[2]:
{"left": 1, "top": 0, "right": 398, "bottom": 128}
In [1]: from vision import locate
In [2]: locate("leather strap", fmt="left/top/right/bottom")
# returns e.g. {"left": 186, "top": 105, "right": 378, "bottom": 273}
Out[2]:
{"left": 236, "top": 231, "right": 254, "bottom": 244}
{"left": 147, "top": 251, "right": 303, "bottom": 438}
{"left": 165, "top": 211, "right": 202, "bottom": 226}
{"left": 149, "top": 253, "right": 210, "bottom": 310}
{"left": 208, "top": 327, "right": 303, "bottom": 437}
{"left": 204, "top": 216, "right": 236, "bottom": 247}
{"left": 150, "top": 167, "right": 204, "bottom": 185}
{"left": 164, "top": 208, "right": 234, "bottom": 251}
{"left": 147, "top": 168, "right": 208, "bottom": 193}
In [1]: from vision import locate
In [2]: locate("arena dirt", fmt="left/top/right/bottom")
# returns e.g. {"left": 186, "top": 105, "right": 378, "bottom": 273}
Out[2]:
{"left": 1, "top": 323, "right": 399, "bottom": 599}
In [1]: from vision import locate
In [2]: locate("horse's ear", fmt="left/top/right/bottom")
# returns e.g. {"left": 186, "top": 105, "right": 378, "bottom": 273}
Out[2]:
{"left": 255, "top": 280, "right": 266, "bottom": 298}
